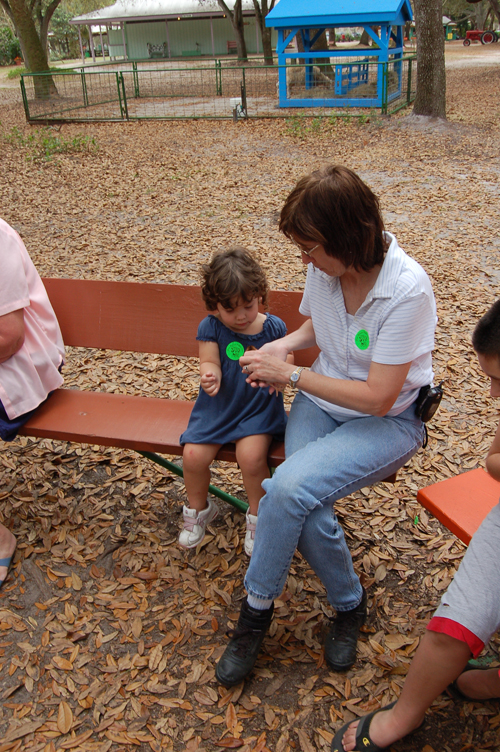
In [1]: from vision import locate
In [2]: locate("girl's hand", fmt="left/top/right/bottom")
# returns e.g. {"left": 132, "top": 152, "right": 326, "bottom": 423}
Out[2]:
{"left": 201, "top": 371, "right": 220, "bottom": 396}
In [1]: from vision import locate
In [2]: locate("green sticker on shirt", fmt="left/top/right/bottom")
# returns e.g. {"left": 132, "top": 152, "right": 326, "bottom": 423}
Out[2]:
{"left": 226, "top": 341, "right": 245, "bottom": 360}
{"left": 355, "top": 329, "right": 370, "bottom": 350}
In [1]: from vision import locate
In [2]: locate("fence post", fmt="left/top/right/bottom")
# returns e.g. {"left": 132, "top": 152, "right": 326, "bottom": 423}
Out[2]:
{"left": 381, "top": 62, "right": 388, "bottom": 115}
{"left": 120, "top": 72, "right": 129, "bottom": 120}
{"left": 241, "top": 68, "right": 247, "bottom": 117}
{"left": 81, "top": 70, "right": 89, "bottom": 107}
{"left": 133, "top": 61, "right": 140, "bottom": 98}
{"left": 406, "top": 58, "right": 412, "bottom": 105}
{"left": 215, "top": 59, "right": 222, "bottom": 96}
{"left": 116, "top": 72, "right": 125, "bottom": 119}
{"left": 20, "top": 75, "right": 31, "bottom": 122}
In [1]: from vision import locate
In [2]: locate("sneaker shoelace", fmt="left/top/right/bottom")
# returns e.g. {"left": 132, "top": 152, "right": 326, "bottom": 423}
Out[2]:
{"left": 329, "top": 610, "right": 361, "bottom": 639}
{"left": 226, "top": 625, "right": 264, "bottom": 656}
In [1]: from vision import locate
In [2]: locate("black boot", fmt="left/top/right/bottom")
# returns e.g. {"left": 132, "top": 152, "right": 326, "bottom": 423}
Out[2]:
{"left": 215, "top": 599, "right": 274, "bottom": 687}
{"left": 324, "top": 588, "right": 367, "bottom": 672}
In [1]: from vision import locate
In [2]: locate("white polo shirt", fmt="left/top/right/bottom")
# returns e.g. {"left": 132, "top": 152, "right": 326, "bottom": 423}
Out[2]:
{"left": 299, "top": 232, "right": 437, "bottom": 421}
{"left": 0, "top": 219, "right": 64, "bottom": 419}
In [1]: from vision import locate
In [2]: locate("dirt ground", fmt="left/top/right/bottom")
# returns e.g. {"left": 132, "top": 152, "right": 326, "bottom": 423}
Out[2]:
{"left": 0, "top": 42, "right": 499, "bottom": 752}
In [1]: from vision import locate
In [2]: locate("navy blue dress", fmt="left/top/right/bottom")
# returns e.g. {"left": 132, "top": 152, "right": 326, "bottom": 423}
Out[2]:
{"left": 180, "top": 314, "right": 287, "bottom": 445}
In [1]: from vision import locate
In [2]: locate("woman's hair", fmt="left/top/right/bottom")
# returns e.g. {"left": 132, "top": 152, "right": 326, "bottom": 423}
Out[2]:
{"left": 472, "top": 299, "right": 500, "bottom": 358}
{"left": 279, "top": 164, "right": 388, "bottom": 272}
{"left": 201, "top": 247, "right": 269, "bottom": 311}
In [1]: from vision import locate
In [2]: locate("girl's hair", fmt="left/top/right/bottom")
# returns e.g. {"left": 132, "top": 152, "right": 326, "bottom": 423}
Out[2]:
{"left": 201, "top": 247, "right": 269, "bottom": 311}
{"left": 279, "top": 164, "right": 388, "bottom": 272}
{"left": 472, "top": 299, "right": 500, "bottom": 358}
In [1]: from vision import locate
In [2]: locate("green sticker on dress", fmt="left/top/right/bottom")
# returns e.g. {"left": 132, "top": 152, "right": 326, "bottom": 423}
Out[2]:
{"left": 355, "top": 329, "right": 370, "bottom": 350}
{"left": 226, "top": 341, "right": 245, "bottom": 360}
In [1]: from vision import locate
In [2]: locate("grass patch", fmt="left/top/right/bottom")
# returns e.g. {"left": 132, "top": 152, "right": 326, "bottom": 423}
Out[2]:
{"left": 7, "top": 66, "right": 75, "bottom": 79}
{"left": 5, "top": 126, "right": 98, "bottom": 161}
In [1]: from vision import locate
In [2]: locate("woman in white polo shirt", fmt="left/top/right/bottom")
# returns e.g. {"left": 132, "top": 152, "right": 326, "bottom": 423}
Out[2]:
{"left": 215, "top": 165, "right": 437, "bottom": 687}
{"left": 0, "top": 218, "right": 65, "bottom": 589}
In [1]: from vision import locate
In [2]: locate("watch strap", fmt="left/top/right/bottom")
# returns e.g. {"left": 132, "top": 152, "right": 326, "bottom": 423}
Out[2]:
{"left": 289, "top": 366, "right": 305, "bottom": 388}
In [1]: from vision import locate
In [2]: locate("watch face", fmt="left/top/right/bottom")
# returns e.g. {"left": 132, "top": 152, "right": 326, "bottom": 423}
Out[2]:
{"left": 291, "top": 372, "right": 299, "bottom": 383}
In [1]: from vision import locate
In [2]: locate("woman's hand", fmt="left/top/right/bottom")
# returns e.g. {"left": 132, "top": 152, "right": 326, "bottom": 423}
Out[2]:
{"left": 200, "top": 371, "right": 220, "bottom": 397}
{"left": 256, "top": 338, "right": 291, "bottom": 362}
{"left": 240, "top": 350, "right": 294, "bottom": 391}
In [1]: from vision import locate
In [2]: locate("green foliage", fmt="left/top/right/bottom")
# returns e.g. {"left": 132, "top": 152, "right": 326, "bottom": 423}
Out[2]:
{"left": 283, "top": 113, "right": 309, "bottom": 139}
{"left": 48, "top": 7, "right": 80, "bottom": 59}
{"left": 5, "top": 125, "right": 98, "bottom": 161}
{"left": 7, "top": 65, "right": 70, "bottom": 78}
{"left": 7, "top": 66, "right": 26, "bottom": 78}
{"left": 0, "top": 25, "right": 21, "bottom": 65}
{"left": 284, "top": 111, "right": 371, "bottom": 139}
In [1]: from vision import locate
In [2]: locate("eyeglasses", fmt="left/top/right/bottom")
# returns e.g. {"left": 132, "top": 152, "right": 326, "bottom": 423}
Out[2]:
{"left": 291, "top": 239, "right": 321, "bottom": 257}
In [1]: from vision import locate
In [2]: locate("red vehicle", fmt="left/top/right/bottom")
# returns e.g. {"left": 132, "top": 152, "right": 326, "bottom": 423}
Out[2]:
{"left": 463, "top": 29, "right": 498, "bottom": 45}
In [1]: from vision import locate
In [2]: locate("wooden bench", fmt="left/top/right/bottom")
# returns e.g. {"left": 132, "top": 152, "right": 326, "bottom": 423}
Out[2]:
{"left": 19, "top": 278, "right": 397, "bottom": 513}
{"left": 417, "top": 467, "right": 500, "bottom": 544}
{"left": 227, "top": 41, "right": 238, "bottom": 54}
{"left": 147, "top": 42, "right": 167, "bottom": 59}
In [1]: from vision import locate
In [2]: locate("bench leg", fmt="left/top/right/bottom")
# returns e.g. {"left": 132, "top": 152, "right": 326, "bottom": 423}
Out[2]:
{"left": 138, "top": 451, "right": 249, "bottom": 513}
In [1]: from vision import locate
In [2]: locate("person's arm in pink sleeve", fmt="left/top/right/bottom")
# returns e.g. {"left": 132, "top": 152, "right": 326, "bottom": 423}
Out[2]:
{"left": 0, "top": 309, "right": 25, "bottom": 364}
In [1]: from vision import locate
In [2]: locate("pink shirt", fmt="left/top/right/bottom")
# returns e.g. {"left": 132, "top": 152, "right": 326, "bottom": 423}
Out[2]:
{"left": 0, "top": 219, "right": 64, "bottom": 419}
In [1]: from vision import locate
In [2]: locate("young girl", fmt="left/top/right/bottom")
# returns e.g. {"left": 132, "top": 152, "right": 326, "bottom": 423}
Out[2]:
{"left": 179, "top": 247, "right": 288, "bottom": 556}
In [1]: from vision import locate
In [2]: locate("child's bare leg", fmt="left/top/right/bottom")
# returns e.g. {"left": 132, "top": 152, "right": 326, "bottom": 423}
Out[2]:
{"left": 235, "top": 434, "right": 272, "bottom": 515}
{"left": 340, "top": 631, "right": 471, "bottom": 751}
{"left": 455, "top": 666, "right": 500, "bottom": 700}
{"left": 182, "top": 443, "right": 221, "bottom": 511}
{"left": 0, "top": 523, "right": 16, "bottom": 583}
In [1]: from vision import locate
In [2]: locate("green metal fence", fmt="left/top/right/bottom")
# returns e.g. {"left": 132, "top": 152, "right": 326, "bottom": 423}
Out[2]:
{"left": 20, "top": 57, "right": 416, "bottom": 123}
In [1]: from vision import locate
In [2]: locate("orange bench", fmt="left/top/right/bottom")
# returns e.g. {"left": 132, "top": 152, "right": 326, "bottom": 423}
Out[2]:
{"left": 417, "top": 467, "right": 500, "bottom": 544}
{"left": 19, "top": 278, "right": 397, "bottom": 512}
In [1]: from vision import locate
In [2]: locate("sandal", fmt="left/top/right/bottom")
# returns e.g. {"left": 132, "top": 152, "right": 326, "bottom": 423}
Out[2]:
{"left": 0, "top": 552, "right": 15, "bottom": 592}
{"left": 331, "top": 701, "right": 396, "bottom": 752}
{"left": 447, "top": 661, "right": 500, "bottom": 702}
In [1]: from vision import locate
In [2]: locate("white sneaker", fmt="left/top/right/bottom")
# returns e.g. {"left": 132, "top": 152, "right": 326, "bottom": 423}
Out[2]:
{"left": 179, "top": 498, "right": 218, "bottom": 549}
{"left": 245, "top": 511, "right": 258, "bottom": 556}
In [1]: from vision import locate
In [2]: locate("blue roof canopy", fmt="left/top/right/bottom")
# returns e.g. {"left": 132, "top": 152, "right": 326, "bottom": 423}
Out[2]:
{"left": 266, "top": 0, "right": 413, "bottom": 28}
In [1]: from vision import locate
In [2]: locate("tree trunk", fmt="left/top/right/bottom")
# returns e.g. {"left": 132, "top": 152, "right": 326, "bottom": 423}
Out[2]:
{"left": 490, "top": 0, "right": 500, "bottom": 25}
{"left": 252, "top": 0, "right": 274, "bottom": 65}
{"left": 261, "top": 26, "right": 273, "bottom": 63}
{"left": 474, "top": 2, "right": 487, "bottom": 28}
{"left": 217, "top": 0, "right": 247, "bottom": 60}
{"left": 4, "top": 0, "right": 59, "bottom": 98}
{"left": 413, "top": 0, "right": 446, "bottom": 118}
{"left": 296, "top": 29, "right": 332, "bottom": 72}
{"left": 360, "top": 29, "right": 370, "bottom": 46}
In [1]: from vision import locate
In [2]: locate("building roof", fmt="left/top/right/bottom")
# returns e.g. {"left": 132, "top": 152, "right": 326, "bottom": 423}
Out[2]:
{"left": 266, "top": 0, "right": 413, "bottom": 28}
{"left": 70, "top": 0, "right": 255, "bottom": 25}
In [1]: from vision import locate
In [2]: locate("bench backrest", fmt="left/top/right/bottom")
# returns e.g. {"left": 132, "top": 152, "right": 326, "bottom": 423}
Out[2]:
{"left": 42, "top": 278, "right": 320, "bottom": 367}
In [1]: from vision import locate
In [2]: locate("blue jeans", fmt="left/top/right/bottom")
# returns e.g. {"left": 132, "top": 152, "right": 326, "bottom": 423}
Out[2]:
{"left": 244, "top": 392, "right": 425, "bottom": 612}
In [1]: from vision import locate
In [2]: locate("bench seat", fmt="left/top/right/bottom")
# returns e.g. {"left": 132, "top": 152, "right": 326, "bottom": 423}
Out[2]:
{"left": 417, "top": 467, "right": 500, "bottom": 544}
{"left": 19, "top": 388, "right": 288, "bottom": 467}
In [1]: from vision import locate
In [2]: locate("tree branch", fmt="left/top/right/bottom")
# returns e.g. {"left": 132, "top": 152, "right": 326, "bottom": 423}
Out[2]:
{"left": 252, "top": 0, "right": 263, "bottom": 26}
{"left": 43, "top": 0, "right": 62, "bottom": 27}
{"left": 0, "top": 0, "right": 14, "bottom": 20}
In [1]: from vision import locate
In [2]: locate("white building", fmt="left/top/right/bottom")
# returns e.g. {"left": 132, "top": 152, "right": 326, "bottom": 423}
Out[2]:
{"left": 70, "top": 0, "right": 272, "bottom": 63}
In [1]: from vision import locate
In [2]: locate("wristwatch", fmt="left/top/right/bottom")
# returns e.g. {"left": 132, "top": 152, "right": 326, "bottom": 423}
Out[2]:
{"left": 289, "top": 367, "right": 305, "bottom": 388}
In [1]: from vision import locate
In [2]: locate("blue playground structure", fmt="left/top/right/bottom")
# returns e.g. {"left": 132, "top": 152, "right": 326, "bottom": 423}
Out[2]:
{"left": 265, "top": 0, "right": 413, "bottom": 109}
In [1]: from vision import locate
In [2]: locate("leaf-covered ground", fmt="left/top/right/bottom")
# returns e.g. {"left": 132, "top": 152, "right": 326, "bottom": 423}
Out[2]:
{"left": 0, "top": 43, "right": 499, "bottom": 752}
